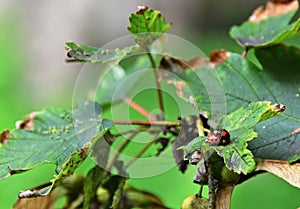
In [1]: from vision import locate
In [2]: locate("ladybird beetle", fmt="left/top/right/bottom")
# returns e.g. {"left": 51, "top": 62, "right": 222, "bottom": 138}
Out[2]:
{"left": 206, "top": 129, "right": 230, "bottom": 146}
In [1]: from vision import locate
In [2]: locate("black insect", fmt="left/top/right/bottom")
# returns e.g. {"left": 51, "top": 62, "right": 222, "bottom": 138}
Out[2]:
{"left": 205, "top": 129, "right": 230, "bottom": 146}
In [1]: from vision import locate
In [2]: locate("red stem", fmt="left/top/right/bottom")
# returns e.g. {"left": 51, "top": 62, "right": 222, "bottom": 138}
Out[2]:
{"left": 123, "top": 97, "right": 157, "bottom": 122}
{"left": 113, "top": 120, "right": 180, "bottom": 127}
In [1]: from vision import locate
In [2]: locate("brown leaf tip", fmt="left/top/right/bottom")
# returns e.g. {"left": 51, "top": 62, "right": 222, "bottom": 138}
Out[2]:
{"left": 249, "top": 0, "right": 298, "bottom": 23}
{"left": 292, "top": 128, "right": 300, "bottom": 135}
{"left": 15, "top": 112, "right": 37, "bottom": 130}
{"left": 0, "top": 130, "right": 11, "bottom": 144}
{"left": 136, "top": 6, "right": 149, "bottom": 14}
{"left": 210, "top": 50, "right": 230, "bottom": 66}
{"left": 273, "top": 103, "right": 286, "bottom": 112}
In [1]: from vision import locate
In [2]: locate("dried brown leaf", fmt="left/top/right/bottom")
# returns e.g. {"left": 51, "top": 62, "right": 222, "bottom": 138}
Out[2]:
{"left": 15, "top": 112, "right": 37, "bottom": 130}
{"left": 216, "top": 185, "right": 235, "bottom": 209}
{"left": 249, "top": 0, "right": 299, "bottom": 23}
{"left": 159, "top": 55, "right": 211, "bottom": 75}
{"left": 256, "top": 159, "right": 300, "bottom": 188}
{"left": 273, "top": 103, "right": 286, "bottom": 112}
{"left": 0, "top": 130, "right": 11, "bottom": 144}
{"left": 159, "top": 55, "right": 212, "bottom": 98}
{"left": 13, "top": 194, "right": 56, "bottom": 209}
{"left": 210, "top": 50, "right": 230, "bottom": 66}
{"left": 136, "top": 5, "right": 149, "bottom": 14}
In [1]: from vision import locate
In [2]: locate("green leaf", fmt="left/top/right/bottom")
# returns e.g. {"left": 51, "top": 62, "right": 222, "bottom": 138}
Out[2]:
{"left": 127, "top": 6, "right": 172, "bottom": 46}
{"left": 230, "top": 0, "right": 300, "bottom": 48}
{"left": 165, "top": 64, "right": 224, "bottom": 119}
{"left": 213, "top": 101, "right": 282, "bottom": 174}
{"left": 180, "top": 136, "right": 207, "bottom": 159}
{"left": 213, "top": 142, "right": 255, "bottom": 175}
{"left": 225, "top": 101, "right": 283, "bottom": 131}
{"left": 0, "top": 101, "right": 113, "bottom": 179}
{"left": 248, "top": 45, "right": 300, "bottom": 162}
{"left": 42, "top": 148, "right": 88, "bottom": 196}
{"left": 183, "top": 102, "right": 282, "bottom": 174}
{"left": 65, "top": 41, "right": 137, "bottom": 63}
{"left": 215, "top": 48, "right": 300, "bottom": 162}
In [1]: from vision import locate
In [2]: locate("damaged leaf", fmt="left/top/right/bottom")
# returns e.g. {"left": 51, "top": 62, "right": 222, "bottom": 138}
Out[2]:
{"left": 65, "top": 41, "right": 137, "bottom": 63}
{"left": 0, "top": 130, "right": 10, "bottom": 145}
{"left": 173, "top": 116, "right": 201, "bottom": 173}
{"left": 213, "top": 101, "right": 284, "bottom": 174}
{"left": 230, "top": 0, "right": 300, "bottom": 47}
{"left": 249, "top": 0, "right": 298, "bottom": 23}
{"left": 214, "top": 48, "right": 300, "bottom": 162}
{"left": 0, "top": 101, "right": 113, "bottom": 179}
{"left": 183, "top": 101, "right": 284, "bottom": 174}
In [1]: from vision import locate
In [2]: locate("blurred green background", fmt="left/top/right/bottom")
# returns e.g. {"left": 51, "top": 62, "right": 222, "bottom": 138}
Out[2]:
{"left": 1, "top": 1, "right": 300, "bottom": 209}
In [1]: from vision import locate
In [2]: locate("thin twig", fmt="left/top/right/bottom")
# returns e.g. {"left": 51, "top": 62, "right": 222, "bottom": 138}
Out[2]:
{"left": 124, "top": 133, "right": 160, "bottom": 169}
{"left": 111, "top": 129, "right": 139, "bottom": 137}
{"left": 146, "top": 48, "right": 165, "bottom": 118}
{"left": 207, "top": 163, "right": 216, "bottom": 209}
{"left": 198, "top": 184, "right": 204, "bottom": 197}
{"left": 204, "top": 151, "right": 216, "bottom": 209}
{"left": 241, "top": 48, "right": 249, "bottom": 57}
{"left": 106, "top": 132, "right": 138, "bottom": 172}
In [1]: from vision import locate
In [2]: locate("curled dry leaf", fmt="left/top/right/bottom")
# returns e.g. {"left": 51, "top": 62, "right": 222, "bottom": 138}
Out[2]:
{"left": 13, "top": 194, "right": 57, "bottom": 209}
{"left": 8, "top": 166, "right": 30, "bottom": 175}
{"left": 136, "top": 5, "right": 148, "bottom": 14}
{"left": 0, "top": 130, "right": 11, "bottom": 144}
{"left": 249, "top": 0, "right": 299, "bottom": 23}
{"left": 255, "top": 159, "right": 300, "bottom": 188}
{"left": 15, "top": 112, "right": 37, "bottom": 130}
{"left": 210, "top": 50, "right": 230, "bottom": 66}
{"left": 172, "top": 116, "right": 199, "bottom": 173}
{"left": 159, "top": 55, "right": 211, "bottom": 78}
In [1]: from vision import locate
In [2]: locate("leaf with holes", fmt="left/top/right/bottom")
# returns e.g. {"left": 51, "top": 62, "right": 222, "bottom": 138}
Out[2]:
{"left": 0, "top": 101, "right": 113, "bottom": 179}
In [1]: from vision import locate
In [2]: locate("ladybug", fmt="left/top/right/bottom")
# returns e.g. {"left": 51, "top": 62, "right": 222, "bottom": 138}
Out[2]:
{"left": 205, "top": 129, "right": 230, "bottom": 146}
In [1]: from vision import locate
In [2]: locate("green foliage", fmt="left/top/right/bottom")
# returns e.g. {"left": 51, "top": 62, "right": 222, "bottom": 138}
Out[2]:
{"left": 1, "top": 2, "right": 300, "bottom": 209}
{"left": 214, "top": 50, "right": 300, "bottom": 162}
{"left": 0, "top": 101, "right": 112, "bottom": 180}
{"left": 65, "top": 41, "right": 137, "bottom": 63}
{"left": 230, "top": 0, "right": 300, "bottom": 48}
{"left": 183, "top": 101, "right": 283, "bottom": 174}
{"left": 127, "top": 6, "right": 172, "bottom": 46}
